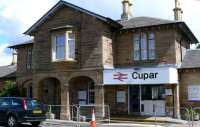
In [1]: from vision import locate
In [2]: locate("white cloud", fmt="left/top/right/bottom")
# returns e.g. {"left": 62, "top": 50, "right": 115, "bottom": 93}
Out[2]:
{"left": 0, "top": 44, "right": 12, "bottom": 66}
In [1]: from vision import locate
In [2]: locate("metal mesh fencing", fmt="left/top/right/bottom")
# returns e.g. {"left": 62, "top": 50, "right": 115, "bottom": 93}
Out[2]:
{"left": 47, "top": 105, "right": 79, "bottom": 121}
{"left": 78, "top": 105, "right": 110, "bottom": 123}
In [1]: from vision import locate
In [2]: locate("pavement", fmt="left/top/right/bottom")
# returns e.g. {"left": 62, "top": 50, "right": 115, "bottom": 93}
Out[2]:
{"left": 0, "top": 120, "right": 199, "bottom": 127}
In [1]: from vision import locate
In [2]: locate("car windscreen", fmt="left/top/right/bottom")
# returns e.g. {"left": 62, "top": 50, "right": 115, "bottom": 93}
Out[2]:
{"left": 26, "top": 99, "right": 41, "bottom": 109}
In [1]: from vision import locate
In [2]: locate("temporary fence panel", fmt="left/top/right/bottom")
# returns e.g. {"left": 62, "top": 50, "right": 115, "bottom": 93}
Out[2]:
{"left": 47, "top": 105, "right": 79, "bottom": 121}
{"left": 78, "top": 105, "right": 110, "bottom": 123}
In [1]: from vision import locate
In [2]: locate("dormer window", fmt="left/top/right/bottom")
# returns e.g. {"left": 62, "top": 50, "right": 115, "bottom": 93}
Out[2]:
{"left": 133, "top": 32, "right": 155, "bottom": 61}
{"left": 52, "top": 31, "right": 76, "bottom": 61}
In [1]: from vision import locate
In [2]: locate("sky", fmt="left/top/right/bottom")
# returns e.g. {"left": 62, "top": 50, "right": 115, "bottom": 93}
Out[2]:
{"left": 0, "top": 0, "right": 200, "bottom": 66}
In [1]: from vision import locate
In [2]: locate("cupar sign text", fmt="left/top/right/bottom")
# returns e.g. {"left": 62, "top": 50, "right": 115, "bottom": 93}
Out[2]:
{"left": 132, "top": 72, "right": 158, "bottom": 80}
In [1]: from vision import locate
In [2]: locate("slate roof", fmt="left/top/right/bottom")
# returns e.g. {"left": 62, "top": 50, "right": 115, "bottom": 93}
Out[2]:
{"left": 117, "top": 16, "right": 198, "bottom": 43}
{"left": 0, "top": 65, "right": 16, "bottom": 79}
{"left": 8, "top": 40, "right": 33, "bottom": 49}
{"left": 181, "top": 50, "right": 200, "bottom": 68}
{"left": 118, "top": 16, "right": 180, "bottom": 29}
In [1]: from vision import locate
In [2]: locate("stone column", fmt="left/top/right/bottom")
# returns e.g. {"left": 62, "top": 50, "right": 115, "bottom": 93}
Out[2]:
{"left": 173, "top": 84, "right": 181, "bottom": 119}
{"left": 60, "top": 83, "right": 71, "bottom": 120}
{"left": 33, "top": 79, "right": 40, "bottom": 100}
{"left": 95, "top": 85, "right": 105, "bottom": 117}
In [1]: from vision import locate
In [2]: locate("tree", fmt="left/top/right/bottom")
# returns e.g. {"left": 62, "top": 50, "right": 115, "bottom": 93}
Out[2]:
{"left": 0, "top": 81, "right": 19, "bottom": 97}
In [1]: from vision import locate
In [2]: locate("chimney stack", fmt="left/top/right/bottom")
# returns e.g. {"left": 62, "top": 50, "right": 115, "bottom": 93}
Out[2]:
{"left": 173, "top": 0, "right": 183, "bottom": 20}
{"left": 121, "top": 0, "right": 133, "bottom": 20}
{"left": 11, "top": 49, "right": 17, "bottom": 65}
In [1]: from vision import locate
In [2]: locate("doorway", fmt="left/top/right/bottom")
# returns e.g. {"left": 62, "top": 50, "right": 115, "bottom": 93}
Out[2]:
{"left": 129, "top": 85, "right": 140, "bottom": 115}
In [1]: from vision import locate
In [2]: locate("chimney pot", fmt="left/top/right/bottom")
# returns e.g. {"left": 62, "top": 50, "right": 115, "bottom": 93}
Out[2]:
{"left": 121, "top": 0, "right": 133, "bottom": 20}
{"left": 174, "top": 0, "right": 183, "bottom": 21}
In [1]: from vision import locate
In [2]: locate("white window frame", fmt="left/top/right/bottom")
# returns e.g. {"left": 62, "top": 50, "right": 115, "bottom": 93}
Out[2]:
{"left": 52, "top": 31, "right": 76, "bottom": 62}
{"left": 88, "top": 81, "right": 95, "bottom": 104}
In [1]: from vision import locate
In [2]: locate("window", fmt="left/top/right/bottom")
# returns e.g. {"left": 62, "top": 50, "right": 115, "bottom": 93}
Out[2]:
{"left": 88, "top": 82, "right": 95, "bottom": 104}
{"left": 0, "top": 98, "right": 11, "bottom": 108}
{"left": 55, "top": 34, "right": 65, "bottom": 59}
{"left": 117, "top": 91, "right": 126, "bottom": 103}
{"left": 133, "top": 33, "right": 156, "bottom": 61}
{"left": 188, "top": 85, "right": 200, "bottom": 101}
{"left": 52, "top": 31, "right": 76, "bottom": 61}
{"left": 12, "top": 99, "right": 22, "bottom": 108}
{"left": 141, "top": 86, "right": 165, "bottom": 100}
{"left": 141, "top": 33, "right": 147, "bottom": 60}
{"left": 27, "top": 48, "right": 32, "bottom": 69}
{"left": 134, "top": 34, "right": 140, "bottom": 60}
{"left": 148, "top": 33, "right": 155, "bottom": 60}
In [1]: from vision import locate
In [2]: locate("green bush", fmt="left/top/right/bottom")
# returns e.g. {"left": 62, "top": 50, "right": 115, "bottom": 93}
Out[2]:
{"left": 0, "top": 81, "right": 19, "bottom": 97}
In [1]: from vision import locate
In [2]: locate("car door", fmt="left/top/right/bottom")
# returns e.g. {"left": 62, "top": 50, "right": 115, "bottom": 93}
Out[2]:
{"left": 11, "top": 98, "right": 24, "bottom": 120}
{"left": 0, "top": 98, "right": 11, "bottom": 122}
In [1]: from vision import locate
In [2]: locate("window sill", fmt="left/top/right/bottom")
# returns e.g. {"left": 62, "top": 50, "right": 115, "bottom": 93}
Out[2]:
{"left": 52, "top": 59, "right": 77, "bottom": 63}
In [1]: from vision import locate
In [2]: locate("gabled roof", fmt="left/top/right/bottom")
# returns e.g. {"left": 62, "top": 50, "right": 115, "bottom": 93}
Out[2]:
{"left": 8, "top": 40, "right": 33, "bottom": 49}
{"left": 0, "top": 65, "right": 16, "bottom": 79}
{"left": 181, "top": 50, "right": 200, "bottom": 68}
{"left": 24, "top": 0, "right": 122, "bottom": 35}
{"left": 118, "top": 16, "right": 199, "bottom": 44}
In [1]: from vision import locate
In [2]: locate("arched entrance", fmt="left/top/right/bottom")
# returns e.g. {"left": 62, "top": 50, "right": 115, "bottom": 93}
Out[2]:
{"left": 38, "top": 77, "right": 61, "bottom": 118}
{"left": 69, "top": 76, "right": 95, "bottom": 105}
{"left": 22, "top": 80, "right": 33, "bottom": 98}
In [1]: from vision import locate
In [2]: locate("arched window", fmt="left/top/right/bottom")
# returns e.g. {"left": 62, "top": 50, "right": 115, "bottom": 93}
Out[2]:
{"left": 88, "top": 81, "right": 95, "bottom": 104}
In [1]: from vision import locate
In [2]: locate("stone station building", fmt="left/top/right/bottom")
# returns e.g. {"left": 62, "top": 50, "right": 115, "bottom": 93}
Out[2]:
{"left": 9, "top": 0, "right": 200, "bottom": 119}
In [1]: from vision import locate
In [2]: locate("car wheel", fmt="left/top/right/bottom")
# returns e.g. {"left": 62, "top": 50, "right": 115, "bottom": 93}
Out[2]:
{"left": 31, "top": 122, "right": 40, "bottom": 127}
{"left": 7, "top": 115, "right": 17, "bottom": 127}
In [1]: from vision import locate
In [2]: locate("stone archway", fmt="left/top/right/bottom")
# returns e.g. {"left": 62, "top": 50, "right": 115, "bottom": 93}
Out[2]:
{"left": 68, "top": 76, "right": 95, "bottom": 105}
{"left": 38, "top": 77, "right": 61, "bottom": 118}
{"left": 21, "top": 79, "right": 33, "bottom": 98}
{"left": 38, "top": 77, "right": 61, "bottom": 105}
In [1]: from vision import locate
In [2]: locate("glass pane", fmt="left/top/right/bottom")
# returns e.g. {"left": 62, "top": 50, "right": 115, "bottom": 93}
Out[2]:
{"left": 141, "top": 33, "right": 147, "bottom": 60}
{"left": 134, "top": 40, "right": 140, "bottom": 50}
{"left": 56, "top": 46, "right": 65, "bottom": 59}
{"left": 141, "top": 50, "right": 147, "bottom": 60}
{"left": 149, "top": 40, "right": 155, "bottom": 49}
{"left": 149, "top": 33, "right": 154, "bottom": 40}
{"left": 134, "top": 51, "right": 140, "bottom": 61}
{"left": 149, "top": 50, "right": 155, "bottom": 60}
{"left": 56, "top": 35, "right": 65, "bottom": 46}
{"left": 141, "top": 86, "right": 152, "bottom": 100}
{"left": 68, "top": 32, "right": 75, "bottom": 40}
{"left": 134, "top": 34, "right": 140, "bottom": 61}
{"left": 68, "top": 40, "right": 75, "bottom": 59}
{"left": 134, "top": 34, "right": 140, "bottom": 41}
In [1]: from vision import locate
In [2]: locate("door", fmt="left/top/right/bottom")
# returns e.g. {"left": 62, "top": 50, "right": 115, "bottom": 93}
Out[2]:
{"left": 141, "top": 85, "right": 165, "bottom": 116}
{"left": 129, "top": 86, "right": 140, "bottom": 114}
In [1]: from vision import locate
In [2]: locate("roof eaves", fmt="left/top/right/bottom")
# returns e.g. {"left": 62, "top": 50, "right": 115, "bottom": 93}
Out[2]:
{"left": 8, "top": 40, "right": 34, "bottom": 49}
{"left": 178, "top": 22, "right": 199, "bottom": 44}
{"left": 120, "top": 22, "right": 180, "bottom": 30}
